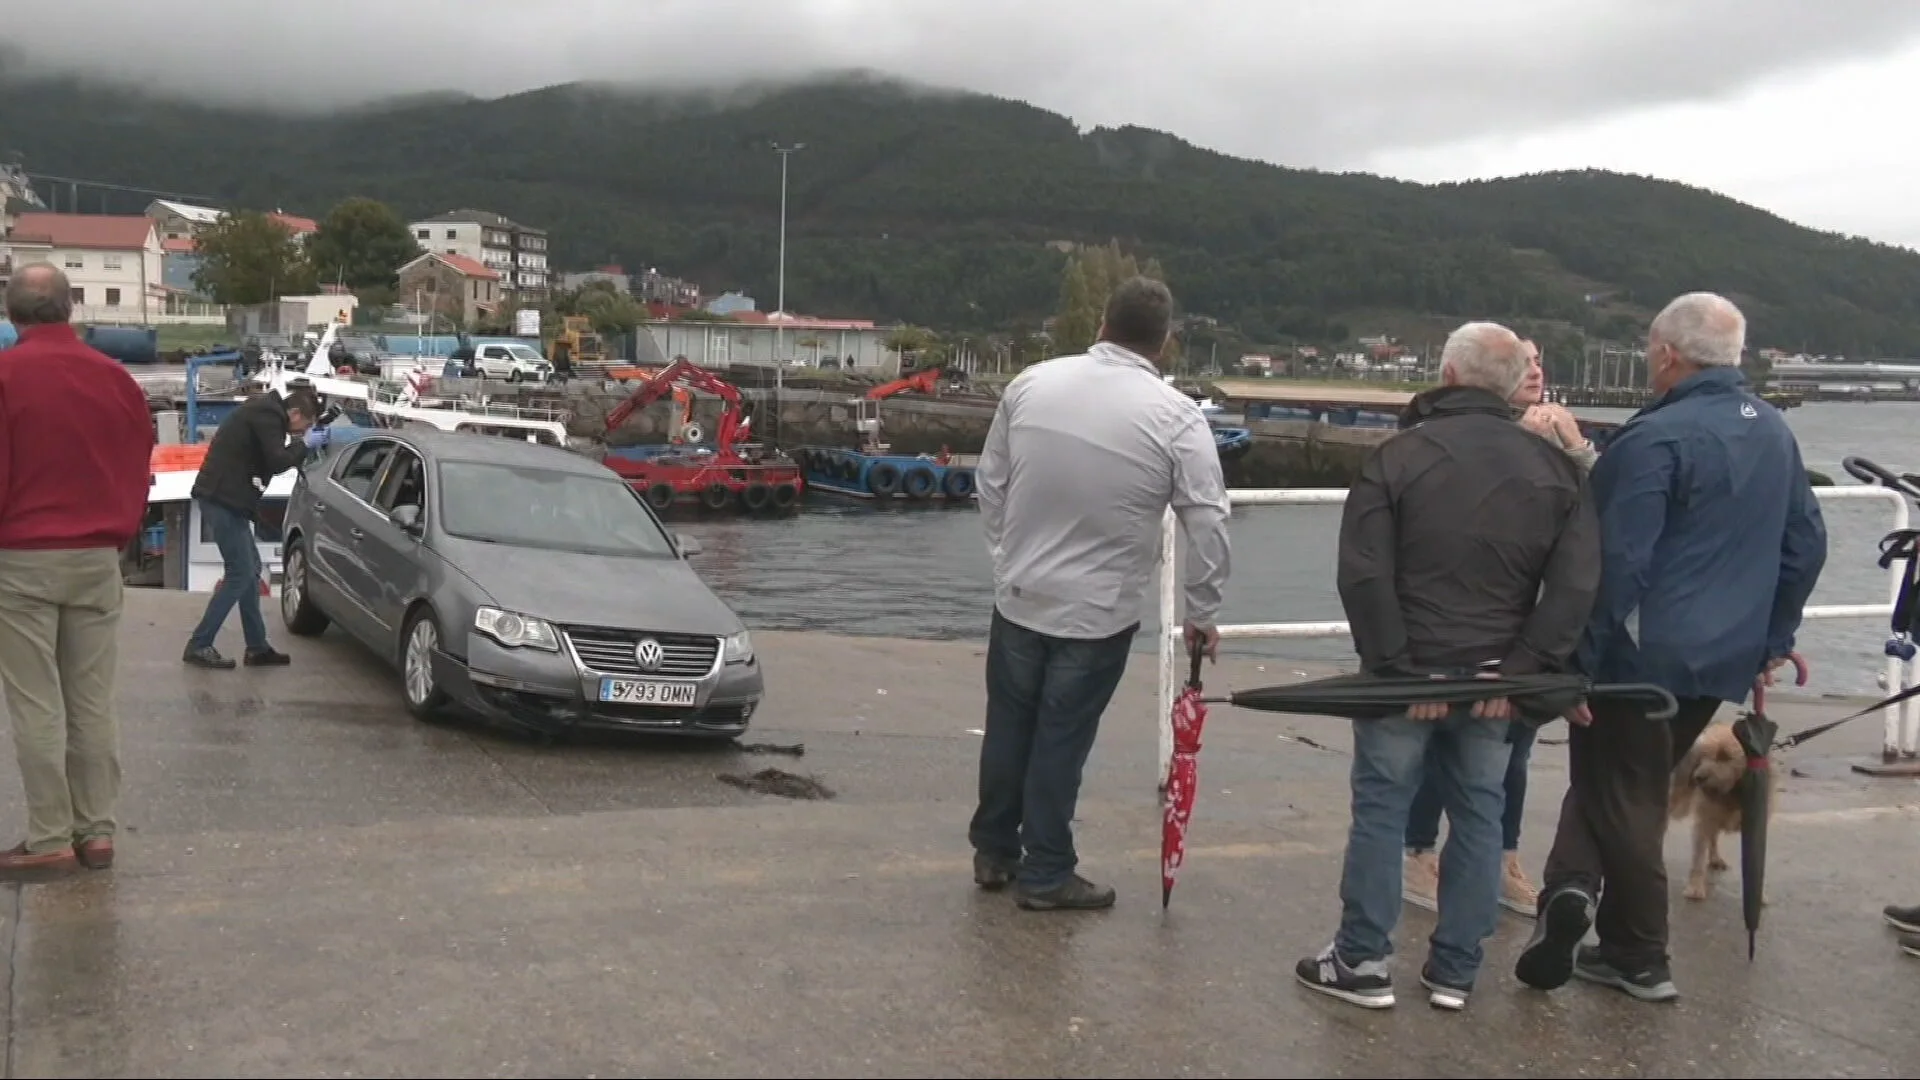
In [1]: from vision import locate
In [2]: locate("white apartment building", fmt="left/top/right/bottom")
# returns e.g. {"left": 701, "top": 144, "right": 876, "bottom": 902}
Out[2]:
{"left": 408, "top": 209, "right": 549, "bottom": 293}
{"left": 2, "top": 213, "right": 166, "bottom": 323}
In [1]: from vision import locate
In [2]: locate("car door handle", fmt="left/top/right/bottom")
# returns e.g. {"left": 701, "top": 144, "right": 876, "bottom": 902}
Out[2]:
{"left": 348, "top": 527, "right": 364, "bottom": 541}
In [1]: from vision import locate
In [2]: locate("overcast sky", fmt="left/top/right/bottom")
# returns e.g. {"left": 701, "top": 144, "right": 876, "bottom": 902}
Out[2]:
{"left": 13, "top": 0, "right": 1920, "bottom": 249}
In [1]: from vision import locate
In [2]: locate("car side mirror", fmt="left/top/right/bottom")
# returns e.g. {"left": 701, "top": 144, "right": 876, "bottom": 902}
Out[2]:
{"left": 674, "top": 532, "right": 702, "bottom": 558}
{"left": 389, "top": 503, "right": 424, "bottom": 535}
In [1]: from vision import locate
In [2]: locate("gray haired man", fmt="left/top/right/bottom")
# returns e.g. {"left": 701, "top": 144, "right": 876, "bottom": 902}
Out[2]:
{"left": 1300, "top": 321, "right": 1599, "bottom": 1010}
{"left": 969, "top": 276, "right": 1231, "bottom": 911}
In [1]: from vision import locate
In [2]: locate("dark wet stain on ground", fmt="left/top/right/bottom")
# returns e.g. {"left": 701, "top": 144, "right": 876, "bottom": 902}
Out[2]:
{"left": 717, "top": 767, "right": 836, "bottom": 799}
{"left": 736, "top": 741, "right": 806, "bottom": 756}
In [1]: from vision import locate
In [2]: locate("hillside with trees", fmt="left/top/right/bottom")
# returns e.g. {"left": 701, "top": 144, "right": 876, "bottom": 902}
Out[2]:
{"left": 5, "top": 64, "right": 1920, "bottom": 359}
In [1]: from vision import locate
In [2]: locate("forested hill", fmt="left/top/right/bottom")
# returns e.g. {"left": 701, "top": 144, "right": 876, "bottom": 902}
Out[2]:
{"left": 5, "top": 66, "right": 1919, "bottom": 355}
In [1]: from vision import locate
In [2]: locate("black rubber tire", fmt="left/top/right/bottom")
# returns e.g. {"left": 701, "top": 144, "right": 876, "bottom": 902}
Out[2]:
{"left": 791, "top": 448, "right": 811, "bottom": 472}
{"left": 645, "top": 482, "right": 675, "bottom": 511}
{"left": 943, "top": 468, "right": 975, "bottom": 499}
{"left": 772, "top": 482, "right": 800, "bottom": 509}
{"left": 399, "top": 605, "right": 452, "bottom": 720}
{"left": 901, "top": 466, "right": 937, "bottom": 500}
{"left": 838, "top": 455, "right": 859, "bottom": 481}
{"left": 702, "top": 483, "right": 732, "bottom": 511}
{"left": 868, "top": 462, "right": 902, "bottom": 497}
{"left": 279, "top": 538, "right": 330, "bottom": 637}
{"left": 742, "top": 483, "right": 771, "bottom": 511}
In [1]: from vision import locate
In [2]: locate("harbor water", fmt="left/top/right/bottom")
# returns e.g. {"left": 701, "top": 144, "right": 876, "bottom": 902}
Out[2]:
{"left": 678, "top": 402, "right": 1920, "bottom": 697}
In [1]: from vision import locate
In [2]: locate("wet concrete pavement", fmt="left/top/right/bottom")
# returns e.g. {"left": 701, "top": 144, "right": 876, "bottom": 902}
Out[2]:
{"left": 0, "top": 590, "right": 1915, "bottom": 1077}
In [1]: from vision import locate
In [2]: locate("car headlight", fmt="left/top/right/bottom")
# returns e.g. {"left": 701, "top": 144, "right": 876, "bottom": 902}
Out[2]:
{"left": 475, "top": 606, "right": 560, "bottom": 651}
{"left": 722, "top": 630, "right": 754, "bottom": 665}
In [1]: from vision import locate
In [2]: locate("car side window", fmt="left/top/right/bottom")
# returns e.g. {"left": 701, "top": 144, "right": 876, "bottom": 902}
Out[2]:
{"left": 374, "top": 450, "right": 427, "bottom": 515}
{"left": 481, "top": 346, "right": 506, "bottom": 360}
{"left": 333, "top": 441, "right": 395, "bottom": 502}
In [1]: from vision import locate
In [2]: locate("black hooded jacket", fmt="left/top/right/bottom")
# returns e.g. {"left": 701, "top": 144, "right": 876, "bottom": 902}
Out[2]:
{"left": 1336, "top": 385, "right": 1601, "bottom": 677}
{"left": 191, "top": 390, "right": 310, "bottom": 518}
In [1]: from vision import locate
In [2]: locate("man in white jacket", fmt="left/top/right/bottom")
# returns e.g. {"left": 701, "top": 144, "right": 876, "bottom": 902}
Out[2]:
{"left": 967, "top": 276, "right": 1232, "bottom": 911}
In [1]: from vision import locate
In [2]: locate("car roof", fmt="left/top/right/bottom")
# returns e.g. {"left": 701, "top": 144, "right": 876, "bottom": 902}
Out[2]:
{"left": 359, "top": 429, "right": 610, "bottom": 475}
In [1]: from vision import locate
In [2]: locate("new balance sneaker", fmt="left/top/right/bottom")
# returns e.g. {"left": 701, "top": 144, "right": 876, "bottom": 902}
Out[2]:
{"left": 1884, "top": 903, "right": 1920, "bottom": 935}
{"left": 1419, "top": 965, "right": 1471, "bottom": 1011}
{"left": 1295, "top": 943, "right": 1394, "bottom": 1009}
{"left": 1403, "top": 849, "right": 1440, "bottom": 912}
{"left": 1514, "top": 887, "right": 1595, "bottom": 991}
{"left": 1572, "top": 945, "right": 1679, "bottom": 1002}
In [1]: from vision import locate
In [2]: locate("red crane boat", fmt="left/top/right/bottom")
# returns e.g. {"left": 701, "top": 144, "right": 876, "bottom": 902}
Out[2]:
{"left": 599, "top": 358, "right": 805, "bottom": 515}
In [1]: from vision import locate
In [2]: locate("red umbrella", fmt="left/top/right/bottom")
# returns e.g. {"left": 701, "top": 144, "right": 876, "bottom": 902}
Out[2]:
{"left": 1162, "top": 641, "right": 1210, "bottom": 909}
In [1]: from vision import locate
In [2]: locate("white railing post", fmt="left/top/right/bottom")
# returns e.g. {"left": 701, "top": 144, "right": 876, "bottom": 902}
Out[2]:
{"left": 1153, "top": 484, "right": 1920, "bottom": 782}
{"left": 1157, "top": 507, "right": 1179, "bottom": 791}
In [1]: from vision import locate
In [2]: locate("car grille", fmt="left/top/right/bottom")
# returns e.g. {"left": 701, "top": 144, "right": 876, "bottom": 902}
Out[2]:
{"left": 563, "top": 628, "right": 720, "bottom": 679}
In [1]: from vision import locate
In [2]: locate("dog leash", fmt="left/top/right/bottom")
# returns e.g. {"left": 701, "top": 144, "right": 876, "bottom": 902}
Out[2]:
{"left": 1773, "top": 679, "right": 1920, "bottom": 751}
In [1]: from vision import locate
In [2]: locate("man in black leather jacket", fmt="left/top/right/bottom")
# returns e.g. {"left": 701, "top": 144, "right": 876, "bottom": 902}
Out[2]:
{"left": 182, "top": 387, "right": 326, "bottom": 669}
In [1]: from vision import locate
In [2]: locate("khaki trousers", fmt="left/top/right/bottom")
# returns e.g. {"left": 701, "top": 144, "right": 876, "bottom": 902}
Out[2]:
{"left": 0, "top": 548, "right": 124, "bottom": 854}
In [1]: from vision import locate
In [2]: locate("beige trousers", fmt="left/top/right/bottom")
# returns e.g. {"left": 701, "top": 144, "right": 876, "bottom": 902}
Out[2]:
{"left": 0, "top": 548, "right": 124, "bottom": 853}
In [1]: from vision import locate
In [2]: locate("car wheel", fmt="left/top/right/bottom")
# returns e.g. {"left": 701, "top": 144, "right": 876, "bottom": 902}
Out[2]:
{"left": 401, "top": 606, "right": 451, "bottom": 719}
{"left": 280, "top": 540, "right": 330, "bottom": 637}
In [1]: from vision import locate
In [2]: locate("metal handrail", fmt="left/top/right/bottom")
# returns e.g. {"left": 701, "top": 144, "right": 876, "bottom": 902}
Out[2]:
{"left": 1155, "top": 485, "right": 1917, "bottom": 782}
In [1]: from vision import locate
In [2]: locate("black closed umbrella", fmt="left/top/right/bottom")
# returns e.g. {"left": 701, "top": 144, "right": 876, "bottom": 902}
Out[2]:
{"left": 1207, "top": 670, "right": 1678, "bottom": 723}
{"left": 1732, "top": 652, "right": 1807, "bottom": 960}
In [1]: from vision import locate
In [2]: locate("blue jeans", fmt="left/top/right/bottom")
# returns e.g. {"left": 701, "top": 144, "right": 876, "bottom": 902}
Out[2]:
{"left": 187, "top": 499, "right": 268, "bottom": 652}
{"left": 1334, "top": 709, "right": 1510, "bottom": 986}
{"left": 967, "top": 608, "right": 1134, "bottom": 892}
{"left": 1406, "top": 722, "right": 1536, "bottom": 852}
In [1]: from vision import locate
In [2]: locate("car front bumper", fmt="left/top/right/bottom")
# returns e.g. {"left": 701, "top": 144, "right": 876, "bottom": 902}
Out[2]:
{"left": 434, "top": 631, "right": 764, "bottom": 737}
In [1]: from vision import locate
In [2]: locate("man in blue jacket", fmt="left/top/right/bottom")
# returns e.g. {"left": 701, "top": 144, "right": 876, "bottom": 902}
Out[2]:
{"left": 1515, "top": 292, "right": 1827, "bottom": 1004}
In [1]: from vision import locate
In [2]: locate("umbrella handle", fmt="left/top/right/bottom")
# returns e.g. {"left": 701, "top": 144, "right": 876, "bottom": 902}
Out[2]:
{"left": 1188, "top": 638, "right": 1205, "bottom": 689}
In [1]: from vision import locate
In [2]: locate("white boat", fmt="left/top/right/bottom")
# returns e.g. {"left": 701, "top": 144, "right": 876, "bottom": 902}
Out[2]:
{"left": 138, "top": 321, "right": 581, "bottom": 594}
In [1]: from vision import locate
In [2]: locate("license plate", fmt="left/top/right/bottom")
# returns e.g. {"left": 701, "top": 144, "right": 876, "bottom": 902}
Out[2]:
{"left": 598, "top": 678, "right": 698, "bottom": 706}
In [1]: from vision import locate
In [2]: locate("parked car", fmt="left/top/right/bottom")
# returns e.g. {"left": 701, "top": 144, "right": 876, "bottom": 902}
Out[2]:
{"left": 278, "top": 429, "right": 763, "bottom": 737}
{"left": 474, "top": 342, "right": 552, "bottom": 382}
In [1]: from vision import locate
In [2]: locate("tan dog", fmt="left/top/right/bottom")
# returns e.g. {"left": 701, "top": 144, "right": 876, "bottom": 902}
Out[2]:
{"left": 1669, "top": 721, "right": 1777, "bottom": 902}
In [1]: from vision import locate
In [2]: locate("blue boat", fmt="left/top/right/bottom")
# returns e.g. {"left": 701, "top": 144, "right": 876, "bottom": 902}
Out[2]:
{"left": 1214, "top": 426, "right": 1253, "bottom": 459}
{"left": 793, "top": 446, "right": 977, "bottom": 502}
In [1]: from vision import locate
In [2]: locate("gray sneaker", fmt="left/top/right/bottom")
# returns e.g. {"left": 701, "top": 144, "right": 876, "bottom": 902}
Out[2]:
{"left": 1573, "top": 946, "right": 1679, "bottom": 1002}
{"left": 972, "top": 852, "right": 1017, "bottom": 891}
{"left": 1015, "top": 874, "right": 1116, "bottom": 911}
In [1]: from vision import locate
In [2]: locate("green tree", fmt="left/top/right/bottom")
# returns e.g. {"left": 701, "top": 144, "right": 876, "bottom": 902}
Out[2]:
{"left": 305, "top": 197, "right": 422, "bottom": 294}
{"left": 1052, "top": 242, "right": 1175, "bottom": 358}
{"left": 192, "top": 210, "right": 316, "bottom": 305}
{"left": 574, "top": 285, "right": 646, "bottom": 342}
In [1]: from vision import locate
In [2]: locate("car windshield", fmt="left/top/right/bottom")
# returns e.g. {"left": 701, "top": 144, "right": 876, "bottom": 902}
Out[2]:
{"left": 436, "top": 461, "right": 676, "bottom": 557}
{"left": 504, "top": 344, "right": 546, "bottom": 363}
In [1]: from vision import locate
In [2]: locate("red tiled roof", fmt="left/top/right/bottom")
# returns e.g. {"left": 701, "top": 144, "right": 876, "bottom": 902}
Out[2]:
{"left": 8, "top": 213, "right": 155, "bottom": 251}
{"left": 269, "top": 212, "right": 319, "bottom": 234}
{"left": 402, "top": 251, "right": 501, "bottom": 281}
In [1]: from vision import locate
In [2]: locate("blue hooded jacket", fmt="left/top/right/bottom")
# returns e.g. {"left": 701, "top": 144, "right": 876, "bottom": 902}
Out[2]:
{"left": 1574, "top": 366, "right": 1827, "bottom": 703}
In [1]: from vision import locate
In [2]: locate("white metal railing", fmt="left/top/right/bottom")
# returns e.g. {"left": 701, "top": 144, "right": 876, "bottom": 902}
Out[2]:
{"left": 1156, "top": 485, "right": 1917, "bottom": 780}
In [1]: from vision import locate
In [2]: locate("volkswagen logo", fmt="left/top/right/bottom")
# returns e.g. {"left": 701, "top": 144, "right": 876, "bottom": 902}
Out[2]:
{"left": 633, "top": 637, "right": 665, "bottom": 671}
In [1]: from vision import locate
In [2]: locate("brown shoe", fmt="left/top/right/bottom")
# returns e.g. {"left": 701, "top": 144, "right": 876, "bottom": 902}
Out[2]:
{"left": 74, "top": 836, "right": 114, "bottom": 870}
{"left": 0, "top": 843, "right": 78, "bottom": 882}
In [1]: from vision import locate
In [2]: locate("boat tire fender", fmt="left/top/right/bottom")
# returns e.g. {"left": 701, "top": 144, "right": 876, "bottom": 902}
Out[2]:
{"left": 901, "top": 466, "right": 937, "bottom": 500}
{"left": 645, "top": 482, "right": 676, "bottom": 511}
{"left": 742, "top": 483, "right": 772, "bottom": 511}
{"left": 772, "top": 482, "right": 800, "bottom": 509}
{"left": 702, "top": 483, "right": 731, "bottom": 511}
{"left": 839, "top": 455, "right": 860, "bottom": 481}
{"left": 868, "top": 462, "right": 902, "bottom": 497}
{"left": 943, "top": 468, "right": 975, "bottom": 499}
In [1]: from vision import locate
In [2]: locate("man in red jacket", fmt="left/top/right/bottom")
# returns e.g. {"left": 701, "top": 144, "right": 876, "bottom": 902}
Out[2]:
{"left": 0, "top": 264, "right": 155, "bottom": 881}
